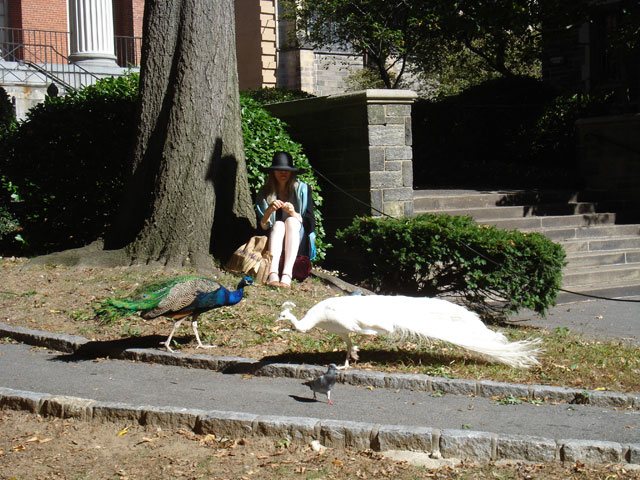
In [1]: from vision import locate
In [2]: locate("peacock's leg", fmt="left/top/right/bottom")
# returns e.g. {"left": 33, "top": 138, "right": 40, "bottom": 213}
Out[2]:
{"left": 337, "top": 334, "right": 358, "bottom": 370}
{"left": 191, "top": 314, "right": 215, "bottom": 349}
{"left": 163, "top": 319, "right": 184, "bottom": 352}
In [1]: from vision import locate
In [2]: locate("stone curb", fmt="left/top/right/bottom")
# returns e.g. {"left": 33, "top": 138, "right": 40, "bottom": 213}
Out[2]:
{"left": 2, "top": 322, "right": 639, "bottom": 409}
{"left": 0, "top": 386, "right": 638, "bottom": 465}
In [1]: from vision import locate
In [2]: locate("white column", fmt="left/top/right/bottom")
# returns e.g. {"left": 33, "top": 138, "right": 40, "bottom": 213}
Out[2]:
{"left": 68, "top": 0, "right": 118, "bottom": 67}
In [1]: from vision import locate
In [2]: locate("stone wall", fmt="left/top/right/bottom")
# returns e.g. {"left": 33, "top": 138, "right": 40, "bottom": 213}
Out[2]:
{"left": 265, "top": 89, "right": 417, "bottom": 239}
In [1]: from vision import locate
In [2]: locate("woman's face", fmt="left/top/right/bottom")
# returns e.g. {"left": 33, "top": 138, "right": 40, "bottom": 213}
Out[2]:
{"left": 274, "top": 169, "right": 292, "bottom": 185}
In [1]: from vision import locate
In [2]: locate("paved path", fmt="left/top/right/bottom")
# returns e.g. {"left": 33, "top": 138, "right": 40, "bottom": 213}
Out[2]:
{"left": 2, "top": 343, "right": 637, "bottom": 445}
{"left": 511, "top": 296, "right": 640, "bottom": 344}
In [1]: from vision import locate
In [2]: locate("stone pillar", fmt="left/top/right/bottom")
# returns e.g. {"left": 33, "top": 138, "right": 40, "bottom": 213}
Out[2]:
{"left": 68, "top": 0, "right": 118, "bottom": 67}
{"left": 265, "top": 89, "right": 417, "bottom": 236}
{"left": 365, "top": 89, "right": 416, "bottom": 218}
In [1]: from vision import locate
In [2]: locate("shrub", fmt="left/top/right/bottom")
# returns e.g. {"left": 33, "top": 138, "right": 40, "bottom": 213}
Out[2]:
{"left": 241, "top": 87, "right": 314, "bottom": 104}
{"left": 0, "top": 73, "right": 139, "bottom": 254}
{"left": 0, "top": 87, "right": 20, "bottom": 247}
{"left": 336, "top": 213, "right": 566, "bottom": 318}
{"left": 0, "top": 77, "right": 326, "bottom": 259}
{"left": 241, "top": 93, "right": 327, "bottom": 260}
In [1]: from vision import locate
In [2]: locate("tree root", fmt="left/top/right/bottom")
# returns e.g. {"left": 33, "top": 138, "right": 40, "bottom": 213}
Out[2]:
{"left": 25, "top": 239, "right": 222, "bottom": 275}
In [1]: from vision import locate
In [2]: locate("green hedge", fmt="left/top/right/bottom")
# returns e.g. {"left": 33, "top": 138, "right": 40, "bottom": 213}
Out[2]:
{"left": 0, "top": 74, "right": 138, "bottom": 254}
{"left": 336, "top": 213, "right": 566, "bottom": 318}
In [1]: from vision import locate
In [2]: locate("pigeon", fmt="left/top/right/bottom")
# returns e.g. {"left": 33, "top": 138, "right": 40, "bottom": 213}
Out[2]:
{"left": 303, "top": 364, "right": 337, "bottom": 405}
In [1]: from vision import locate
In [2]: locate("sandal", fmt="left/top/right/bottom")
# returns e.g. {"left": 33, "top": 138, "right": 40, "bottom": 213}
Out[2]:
{"left": 279, "top": 273, "right": 292, "bottom": 289}
{"left": 267, "top": 272, "right": 280, "bottom": 287}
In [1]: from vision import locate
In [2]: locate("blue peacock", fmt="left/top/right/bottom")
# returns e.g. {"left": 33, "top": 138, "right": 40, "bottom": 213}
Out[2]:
{"left": 97, "top": 275, "right": 253, "bottom": 352}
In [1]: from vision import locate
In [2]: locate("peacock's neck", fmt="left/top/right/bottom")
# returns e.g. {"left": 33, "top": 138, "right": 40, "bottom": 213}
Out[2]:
{"left": 227, "top": 288, "right": 244, "bottom": 305}
{"left": 289, "top": 312, "right": 313, "bottom": 332}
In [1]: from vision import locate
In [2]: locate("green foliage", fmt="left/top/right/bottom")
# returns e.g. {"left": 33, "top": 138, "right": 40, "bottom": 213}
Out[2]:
{"left": 345, "top": 67, "right": 394, "bottom": 92}
{"left": 336, "top": 213, "right": 566, "bottom": 318}
{"left": 0, "top": 87, "right": 16, "bottom": 134}
{"left": 240, "top": 93, "right": 328, "bottom": 260}
{"left": 241, "top": 87, "right": 314, "bottom": 104}
{"left": 0, "top": 73, "right": 140, "bottom": 254}
{"left": 0, "top": 87, "right": 20, "bottom": 245}
{"left": 285, "top": 0, "right": 438, "bottom": 88}
{"left": 0, "top": 75, "right": 326, "bottom": 260}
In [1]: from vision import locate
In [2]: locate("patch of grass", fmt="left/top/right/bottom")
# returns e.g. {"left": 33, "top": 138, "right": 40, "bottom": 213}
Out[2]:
{"left": 493, "top": 394, "right": 523, "bottom": 405}
{"left": 4, "top": 260, "right": 640, "bottom": 393}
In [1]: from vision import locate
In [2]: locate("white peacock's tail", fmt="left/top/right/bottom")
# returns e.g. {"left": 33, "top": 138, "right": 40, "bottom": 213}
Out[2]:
{"left": 390, "top": 304, "right": 542, "bottom": 369}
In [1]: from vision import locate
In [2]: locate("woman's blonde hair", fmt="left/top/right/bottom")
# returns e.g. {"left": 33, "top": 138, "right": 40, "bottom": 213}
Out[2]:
{"left": 265, "top": 171, "right": 298, "bottom": 204}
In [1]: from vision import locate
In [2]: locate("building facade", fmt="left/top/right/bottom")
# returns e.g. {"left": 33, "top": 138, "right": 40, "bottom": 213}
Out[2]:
{"left": 0, "top": 0, "right": 364, "bottom": 118}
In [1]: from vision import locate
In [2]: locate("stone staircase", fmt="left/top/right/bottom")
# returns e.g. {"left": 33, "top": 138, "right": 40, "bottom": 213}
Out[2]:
{"left": 413, "top": 189, "right": 640, "bottom": 303}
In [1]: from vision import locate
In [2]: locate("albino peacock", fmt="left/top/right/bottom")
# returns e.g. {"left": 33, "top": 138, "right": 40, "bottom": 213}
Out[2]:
{"left": 97, "top": 276, "right": 253, "bottom": 352}
{"left": 278, "top": 296, "right": 542, "bottom": 369}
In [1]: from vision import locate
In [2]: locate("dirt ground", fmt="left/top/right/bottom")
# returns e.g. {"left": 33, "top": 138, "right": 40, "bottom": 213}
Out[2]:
{"left": 2, "top": 256, "right": 640, "bottom": 479}
{"left": 2, "top": 410, "right": 639, "bottom": 480}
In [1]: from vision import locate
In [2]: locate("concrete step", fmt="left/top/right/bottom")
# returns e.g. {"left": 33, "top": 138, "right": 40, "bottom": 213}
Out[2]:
{"left": 416, "top": 203, "right": 601, "bottom": 221}
{"left": 477, "top": 213, "right": 616, "bottom": 230}
{"left": 564, "top": 249, "right": 640, "bottom": 269}
{"left": 560, "top": 235, "right": 640, "bottom": 254}
{"left": 412, "top": 188, "right": 640, "bottom": 299}
{"left": 527, "top": 224, "right": 640, "bottom": 242}
{"left": 562, "top": 263, "right": 640, "bottom": 288}
{"left": 413, "top": 189, "right": 581, "bottom": 211}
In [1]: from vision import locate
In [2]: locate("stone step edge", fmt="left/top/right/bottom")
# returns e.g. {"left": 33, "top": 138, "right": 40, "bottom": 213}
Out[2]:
{"left": 0, "top": 386, "right": 638, "bottom": 465}
{"left": 1, "top": 322, "right": 638, "bottom": 409}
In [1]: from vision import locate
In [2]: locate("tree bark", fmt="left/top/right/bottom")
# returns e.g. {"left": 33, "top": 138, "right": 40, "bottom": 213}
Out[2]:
{"left": 107, "top": 0, "right": 256, "bottom": 271}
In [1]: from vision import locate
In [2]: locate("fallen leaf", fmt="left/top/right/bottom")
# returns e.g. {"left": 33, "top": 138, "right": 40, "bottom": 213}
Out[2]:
{"left": 117, "top": 428, "right": 128, "bottom": 437}
{"left": 366, "top": 386, "right": 373, "bottom": 390}
{"left": 333, "top": 459, "right": 343, "bottom": 466}
{"left": 12, "top": 445, "right": 25, "bottom": 451}
{"left": 26, "top": 436, "right": 52, "bottom": 443}
{"left": 135, "top": 437, "right": 155, "bottom": 445}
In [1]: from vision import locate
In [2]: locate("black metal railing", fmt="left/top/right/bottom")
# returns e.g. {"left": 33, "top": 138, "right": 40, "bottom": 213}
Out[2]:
{"left": 0, "top": 42, "right": 101, "bottom": 91}
{"left": 0, "top": 26, "right": 142, "bottom": 68}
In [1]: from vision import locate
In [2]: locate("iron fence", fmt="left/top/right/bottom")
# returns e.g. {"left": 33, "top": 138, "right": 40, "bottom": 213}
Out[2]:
{"left": 0, "top": 27, "right": 142, "bottom": 68}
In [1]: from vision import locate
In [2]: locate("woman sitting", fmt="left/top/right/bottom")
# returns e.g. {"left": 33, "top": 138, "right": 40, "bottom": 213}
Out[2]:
{"left": 256, "top": 151, "right": 315, "bottom": 288}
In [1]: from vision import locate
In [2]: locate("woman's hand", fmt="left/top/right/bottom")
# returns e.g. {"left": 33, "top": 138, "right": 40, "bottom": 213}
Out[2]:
{"left": 282, "top": 202, "right": 296, "bottom": 216}
{"left": 268, "top": 200, "right": 284, "bottom": 213}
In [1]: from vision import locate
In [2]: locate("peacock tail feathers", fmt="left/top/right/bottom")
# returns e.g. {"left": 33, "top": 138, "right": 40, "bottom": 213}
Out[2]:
{"left": 94, "top": 275, "right": 221, "bottom": 323}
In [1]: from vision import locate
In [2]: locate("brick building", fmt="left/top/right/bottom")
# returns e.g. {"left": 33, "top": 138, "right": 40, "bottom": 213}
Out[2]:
{"left": 0, "top": 0, "right": 364, "bottom": 117}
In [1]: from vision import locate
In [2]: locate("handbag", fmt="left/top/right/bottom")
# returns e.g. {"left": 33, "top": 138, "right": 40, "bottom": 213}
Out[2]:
{"left": 225, "top": 236, "right": 272, "bottom": 284}
{"left": 277, "top": 254, "right": 312, "bottom": 281}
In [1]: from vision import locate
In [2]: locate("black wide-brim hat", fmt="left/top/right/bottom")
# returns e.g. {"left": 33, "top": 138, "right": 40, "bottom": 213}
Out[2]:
{"left": 261, "top": 151, "right": 305, "bottom": 173}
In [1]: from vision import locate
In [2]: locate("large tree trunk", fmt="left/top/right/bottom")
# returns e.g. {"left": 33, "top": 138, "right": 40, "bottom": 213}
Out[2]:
{"left": 107, "top": 0, "right": 255, "bottom": 271}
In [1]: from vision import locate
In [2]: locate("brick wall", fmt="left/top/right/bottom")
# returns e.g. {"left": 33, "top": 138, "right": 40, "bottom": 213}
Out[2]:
{"left": 112, "top": 0, "right": 144, "bottom": 37}
{"left": 9, "top": 0, "right": 68, "bottom": 32}
{"left": 313, "top": 52, "right": 363, "bottom": 96}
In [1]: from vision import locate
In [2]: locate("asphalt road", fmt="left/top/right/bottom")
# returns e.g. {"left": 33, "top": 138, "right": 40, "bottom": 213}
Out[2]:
{"left": 1, "top": 342, "right": 638, "bottom": 444}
